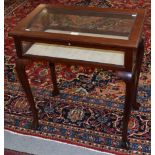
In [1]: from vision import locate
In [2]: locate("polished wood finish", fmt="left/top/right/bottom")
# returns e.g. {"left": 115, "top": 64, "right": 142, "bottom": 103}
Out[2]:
{"left": 122, "top": 81, "right": 132, "bottom": 149}
{"left": 131, "top": 39, "right": 144, "bottom": 110}
{"left": 16, "top": 59, "right": 39, "bottom": 129}
{"left": 49, "top": 62, "right": 59, "bottom": 96}
{"left": 9, "top": 4, "right": 145, "bottom": 48}
{"left": 9, "top": 4, "right": 146, "bottom": 149}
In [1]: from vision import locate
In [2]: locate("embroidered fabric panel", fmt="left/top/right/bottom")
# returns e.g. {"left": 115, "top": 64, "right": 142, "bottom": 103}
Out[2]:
{"left": 25, "top": 42, "right": 124, "bottom": 66}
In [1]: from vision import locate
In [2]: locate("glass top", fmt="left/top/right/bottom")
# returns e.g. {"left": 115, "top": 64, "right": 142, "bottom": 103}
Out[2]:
{"left": 25, "top": 8, "right": 137, "bottom": 40}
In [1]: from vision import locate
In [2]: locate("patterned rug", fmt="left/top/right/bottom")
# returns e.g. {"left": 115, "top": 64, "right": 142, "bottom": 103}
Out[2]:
{"left": 4, "top": 0, "right": 151, "bottom": 154}
{"left": 5, "top": 149, "right": 31, "bottom": 155}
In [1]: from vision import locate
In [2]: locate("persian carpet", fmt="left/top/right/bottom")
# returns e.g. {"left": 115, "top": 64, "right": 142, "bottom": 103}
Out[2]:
{"left": 5, "top": 149, "right": 31, "bottom": 155}
{"left": 4, "top": 0, "right": 151, "bottom": 155}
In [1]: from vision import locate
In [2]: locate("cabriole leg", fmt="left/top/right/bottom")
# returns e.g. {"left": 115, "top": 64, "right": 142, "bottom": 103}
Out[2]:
{"left": 132, "top": 39, "right": 144, "bottom": 110}
{"left": 16, "top": 59, "right": 39, "bottom": 129}
{"left": 121, "top": 80, "right": 133, "bottom": 149}
{"left": 49, "top": 62, "right": 59, "bottom": 96}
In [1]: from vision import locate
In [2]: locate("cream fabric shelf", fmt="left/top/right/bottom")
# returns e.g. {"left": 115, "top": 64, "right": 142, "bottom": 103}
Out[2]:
{"left": 26, "top": 42, "right": 124, "bottom": 66}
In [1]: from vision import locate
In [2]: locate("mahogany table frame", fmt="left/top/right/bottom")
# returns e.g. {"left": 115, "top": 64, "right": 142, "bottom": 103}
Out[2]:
{"left": 9, "top": 4, "right": 146, "bottom": 149}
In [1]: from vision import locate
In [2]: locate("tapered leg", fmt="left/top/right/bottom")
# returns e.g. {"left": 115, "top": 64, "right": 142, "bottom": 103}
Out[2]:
{"left": 121, "top": 81, "right": 132, "bottom": 149}
{"left": 131, "top": 39, "right": 144, "bottom": 110}
{"left": 131, "top": 70, "right": 141, "bottom": 110}
{"left": 49, "top": 62, "right": 59, "bottom": 96}
{"left": 16, "top": 59, "right": 38, "bottom": 129}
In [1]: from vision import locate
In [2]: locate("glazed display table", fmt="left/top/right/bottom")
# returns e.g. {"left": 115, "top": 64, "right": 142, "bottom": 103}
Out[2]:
{"left": 9, "top": 4, "right": 145, "bottom": 149}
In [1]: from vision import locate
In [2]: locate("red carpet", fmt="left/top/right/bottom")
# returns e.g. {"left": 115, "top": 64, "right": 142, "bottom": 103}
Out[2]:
{"left": 4, "top": 0, "right": 151, "bottom": 154}
{"left": 5, "top": 149, "right": 31, "bottom": 155}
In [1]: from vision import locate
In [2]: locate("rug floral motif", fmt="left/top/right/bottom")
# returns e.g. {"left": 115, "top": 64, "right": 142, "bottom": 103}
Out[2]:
{"left": 4, "top": 0, "right": 151, "bottom": 154}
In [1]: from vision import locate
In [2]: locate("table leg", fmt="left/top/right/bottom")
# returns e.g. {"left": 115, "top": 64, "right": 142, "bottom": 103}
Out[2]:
{"left": 49, "top": 62, "right": 59, "bottom": 96}
{"left": 121, "top": 80, "right": 132, "bottom": 149}
{"left": 131, "top": 39, "right": 144, "bottom": 110}
{"left": 131, "top": 69, "right": 141, "bottom": 110}
{"left": 16, "top": 59, "right": 39, "bottom": 129}
{"left": 117, "top": 40, "right": 144, "bottom": 149}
